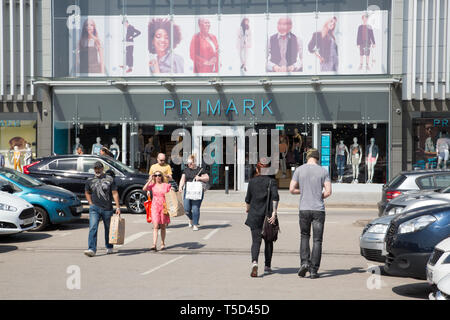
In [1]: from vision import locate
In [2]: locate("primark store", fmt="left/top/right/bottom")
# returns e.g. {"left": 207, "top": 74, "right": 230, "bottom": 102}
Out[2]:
{"left": 35, "top": 0, "right": 401, "bottom": 190}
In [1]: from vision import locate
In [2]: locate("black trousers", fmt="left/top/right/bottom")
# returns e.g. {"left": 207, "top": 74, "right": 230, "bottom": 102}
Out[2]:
{"left": 251, "top": 228, "right": 273, "bottom": 267}
{"left": 299, "top": 210, "right": 325, "bottom": 272}
{"left": 126, "top": 46, "right": 134, "bottom": 68}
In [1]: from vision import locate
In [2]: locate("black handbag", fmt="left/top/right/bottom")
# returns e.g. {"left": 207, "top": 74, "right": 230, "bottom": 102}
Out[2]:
{"left": 261, "top": 179, "right": 280, "bottom": 242}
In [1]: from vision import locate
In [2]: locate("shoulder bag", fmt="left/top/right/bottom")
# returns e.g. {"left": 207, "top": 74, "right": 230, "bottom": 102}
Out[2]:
{"left": 261, "top": 179, "right": 280, "bottom": 242}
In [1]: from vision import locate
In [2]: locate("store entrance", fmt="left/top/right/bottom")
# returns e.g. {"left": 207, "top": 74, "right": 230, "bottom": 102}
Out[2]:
{"left": 192, "top": 126, "right": 246, "bottom": 191}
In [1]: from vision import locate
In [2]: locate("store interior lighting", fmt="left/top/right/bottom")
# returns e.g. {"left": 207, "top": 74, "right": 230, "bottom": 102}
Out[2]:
{"left": 373, "top": 123, "right": 377, "bottom": 129}
{"left": 353, "top": 123, "right": 358, "bottom": 129}
{"left": 79, "top": 124, "right": 83, "bottom": 130}
{"left": 105, "top": 124, "right": 109, "bottom": 130}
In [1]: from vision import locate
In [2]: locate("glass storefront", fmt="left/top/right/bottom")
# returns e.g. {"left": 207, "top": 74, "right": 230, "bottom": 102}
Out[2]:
{"left": 0, "top": 120, "right": 37, "bottom": 170}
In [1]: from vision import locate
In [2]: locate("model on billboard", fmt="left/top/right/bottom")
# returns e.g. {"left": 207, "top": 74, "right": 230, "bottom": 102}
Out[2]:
{"left": 357, "top": 14, "right": 376, "bottom": 71}
{"left": 190, "top": 18, "right": 219, "bottom": 73}
{"left": 308, "top": 16, "right": 338, "bottom": 72}
{"left": 77, "top": 19, "right": 105, "bottom": 74}
{"left": 148, "top": 18, "right": 184, "bottom": 74}
{"left": 237, "top": 18, "right": 252, "bottom": 72}
{"left": 267, "top": 17, "right": 303, "bottom": 72}
{"left": 349, "top": 137, "right": 362, "bottom": 183}
{"left": 366, "top": 138, "right": 379, "bottom": 183}
{"left": 121, "top": 19, "right": 141, "bottom": 74}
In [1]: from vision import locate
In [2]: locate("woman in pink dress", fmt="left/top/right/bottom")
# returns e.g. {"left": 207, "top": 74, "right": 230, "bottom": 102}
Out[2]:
{"left": 143, "top": 171, "right": 173, "bottom": 251}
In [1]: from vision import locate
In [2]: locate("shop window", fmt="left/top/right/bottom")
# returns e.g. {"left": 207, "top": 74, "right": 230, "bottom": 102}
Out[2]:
{"left": 0, "top": 120, "right": 37, "bottom": 170}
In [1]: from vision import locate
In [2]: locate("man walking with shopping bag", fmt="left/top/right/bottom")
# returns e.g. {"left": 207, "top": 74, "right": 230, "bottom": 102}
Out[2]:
{"left": 289, "top": 149, "right": 332, "bottom": 279}
{"left": 84, "top": 161, "right": 121, "bottom": 257}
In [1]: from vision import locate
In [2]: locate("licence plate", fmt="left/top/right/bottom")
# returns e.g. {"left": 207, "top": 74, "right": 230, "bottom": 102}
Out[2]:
{"left": 23, "top": 217, "right": 34, "bottom": 225}
{"left": 76, "top": 206, "right": 83, "bottom": 213}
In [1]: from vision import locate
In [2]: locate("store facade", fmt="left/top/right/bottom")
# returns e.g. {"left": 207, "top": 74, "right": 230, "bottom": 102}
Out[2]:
{"left": 46, "top": 0, "right": 400, "bottom": 190}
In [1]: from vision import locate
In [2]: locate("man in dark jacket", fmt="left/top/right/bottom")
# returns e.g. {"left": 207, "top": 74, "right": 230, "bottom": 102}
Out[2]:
{"left": 357, "top": 14, "right": 376, "bottom": 71}
{"left": 267, "top": 17, "right": 303, "bottom": 72}
{"left": 122, "top": 19, "right": 141, "bottom": 73}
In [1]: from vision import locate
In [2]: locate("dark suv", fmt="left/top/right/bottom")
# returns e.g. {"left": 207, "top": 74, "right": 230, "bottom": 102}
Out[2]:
{"left": 23, "top": 155, "right": 149, "bottom": 214}
{"left": 378, "top": 170, "right": 450, "bottom": 216}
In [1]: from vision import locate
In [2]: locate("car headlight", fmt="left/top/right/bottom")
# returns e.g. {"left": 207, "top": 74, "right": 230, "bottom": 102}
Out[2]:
{"left": 0, "top": 203, "right": 18, "bottom": 212}
{"left": 388, "top": 206, "right": 405, "bottom": 215}
{"left": 367, "top": 224, "right": 389, "bottom": 234}
{"left": 40, "top": 195, "right": 68, "bottom": 203}
{"left": 398, "top": 215, "right": 437, "bottom": 234}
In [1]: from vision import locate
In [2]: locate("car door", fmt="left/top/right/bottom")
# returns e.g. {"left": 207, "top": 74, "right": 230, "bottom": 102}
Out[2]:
{"left": 46, "top": 158, "right": 85, "bottom": 196}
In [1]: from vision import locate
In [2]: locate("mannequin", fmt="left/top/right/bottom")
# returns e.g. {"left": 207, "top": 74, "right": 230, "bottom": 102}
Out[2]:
{"left": 24, "top": 143, "right": 32, "bottom": 166}
{"left": 366, "top": 137, "right": 379, "bottom": 183}
{"left": 349, "top": 137, "right": 362, "bottom": 183}
{"left": 91, "top": 137, "right": 103, "bottom": 155}
{"left": 436, "top": 131, "right": 449, "bottom": 169}
{"left": 13, "top": 146, "right": 22, "bottom": 172}
{"left": 110, "top": 138, "right": 120, "bottom": 160}
{"left": 73, "top": 137, "right": 84, "bottom": 155}
{"left": 292, "top": 128, "right": 303, "bottom": 165}
{"left": 144, "top": 137, "right": 155, "bottom": 172}
{"left": 335, "top": 140, "right": 349, "bottom": 183}
{"left": 279, "top": 134, "right": 288, "bottom": 178}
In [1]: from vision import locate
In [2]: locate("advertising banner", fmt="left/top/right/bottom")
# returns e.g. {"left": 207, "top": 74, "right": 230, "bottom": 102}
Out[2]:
{"left": 64, "top": 10, "right": 388, "bottom": 77}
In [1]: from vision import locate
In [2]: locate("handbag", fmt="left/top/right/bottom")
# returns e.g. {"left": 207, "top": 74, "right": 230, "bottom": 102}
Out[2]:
{"left": 195, "top": 167, "right": 210, "bottom": 192}
{"left": 261, "top": 179, "right": 280, "bottom": 242}
{"left": 144, "top": 195, "right": 152, "bottom": 223}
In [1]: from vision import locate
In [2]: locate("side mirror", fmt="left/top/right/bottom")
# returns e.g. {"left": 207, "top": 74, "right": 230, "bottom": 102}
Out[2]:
{"left": 0, "top": 184, "right": 15, "bottom": 194}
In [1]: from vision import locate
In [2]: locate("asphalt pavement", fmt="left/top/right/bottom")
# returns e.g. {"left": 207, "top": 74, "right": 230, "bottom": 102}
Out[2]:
{"left": 0, "top": 206, "right": 431, "bottom": 300}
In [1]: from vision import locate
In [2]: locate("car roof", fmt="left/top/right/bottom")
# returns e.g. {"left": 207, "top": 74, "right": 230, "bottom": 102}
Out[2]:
{"left": 37, "top": 154, "right": 111, "bottom": 161}
{"left": 399, "top": 169, "right": 450, "bottom": 176}
{"left": 435, "top": 237, "right": 450, "bottom": 251}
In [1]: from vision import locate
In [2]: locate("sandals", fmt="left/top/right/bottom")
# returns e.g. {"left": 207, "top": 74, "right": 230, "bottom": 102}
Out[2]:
{"left": 160, "top": 245, "right": 166, "bottom": 251}
{"left": 150, "top": 246, "right": 157, "bottom": 252}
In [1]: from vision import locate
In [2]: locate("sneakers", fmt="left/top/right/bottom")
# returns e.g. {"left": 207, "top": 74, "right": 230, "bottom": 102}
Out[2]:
{"left": 264, "top": 266, "right": 273, "bottom": 275}
{"left": 84, "top": 249, "right": 95, "bottom": 257}
{"left": 106, "top": 248, "right": 114, "bottom": 255}
{"left": 193, "top": 225, "right": 199, "bottom": 231}
{"left": 310, "top": 270, "right": 320, "bottom": 279}
{"left": 251, "top": 263, "right": 258, "bottom": 277}
{"left": 298, "top": 264, "right": 309, "bottom": 277}
{"left": 188, "top": 220, "right": 193, "bottom": 228}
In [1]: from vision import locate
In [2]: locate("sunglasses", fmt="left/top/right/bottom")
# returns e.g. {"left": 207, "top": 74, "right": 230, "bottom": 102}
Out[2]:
{"left": 154, "top": 174, "right": 162, "bottom": 177}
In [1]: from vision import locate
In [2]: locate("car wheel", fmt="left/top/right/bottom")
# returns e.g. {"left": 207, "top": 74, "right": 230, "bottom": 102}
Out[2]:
{"left": 125, "top": 189, "right": 147, "bottom": 214}
{"left": 32, "top": 206, "right": 50, "bottom": 231}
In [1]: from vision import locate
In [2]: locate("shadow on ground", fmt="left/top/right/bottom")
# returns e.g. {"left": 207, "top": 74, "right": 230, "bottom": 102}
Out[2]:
{"left": 0, "top": 245, "right": 18, "bottom": 254}
{"left": 0, "top": 232, "right": 52, "bottom": 243}
{"left": 274, "top": 266, "right": 366, "bottom": 278}
{"left": 392, "top": 282, "right": 433, "bottom": 300}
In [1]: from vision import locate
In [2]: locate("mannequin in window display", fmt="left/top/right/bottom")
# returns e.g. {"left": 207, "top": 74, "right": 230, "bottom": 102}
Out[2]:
{"left": 91, "top": 137, "right": 103, "bottom": 155}
{"left": 279, "top": 134, "right": 288, "bottom": 178}
{"left": 436, "top": 131, "right": 450, "bottom": 169}
{"left": 424, "top": 125, "right": 437, "bottom": 168}
{"left": 24, "top": 143, "right": 32, "bottom": 166}
{"left": 144, "top": 137, "right": 155, "bottom": 172}
{"left": 73, "top": 137, "right": 84, "bottom": 155}
{"left": 13, "top": 146, "right": 22, "bottom": 172}
{"left": 349, "top": 137, "right": 362, "bottom": 183}
{"left": 110, "top": 138, "right": 120, "bottom": 160}
{"left": 366, "top": 138, "right": 379, "bottom": 183}
{"left": 292, "top": 128, "right": 303, "bottom": 165}
{"left": 335, "top": 140, "right": 349, "bottom": 183}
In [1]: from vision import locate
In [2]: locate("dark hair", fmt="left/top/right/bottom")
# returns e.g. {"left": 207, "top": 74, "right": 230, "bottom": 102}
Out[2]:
{"left": 240, "top": 18, "right": 249, "bottom": 33}
{"left": 79, "top": 19, "right": 98, "bottom": 49}
{"left": 148, "top": 18, "right": 182, "bottom": 54}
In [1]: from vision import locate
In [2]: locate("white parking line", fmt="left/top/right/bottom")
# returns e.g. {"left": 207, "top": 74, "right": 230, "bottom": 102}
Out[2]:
{"left": 141, "top": 255, "right": 186, "bottom": 276}
{"left": 116, "top": 231, "right": 152, "bottom": 247}
{"left": 202, "top": 221, "right": 230, "bottom": 240}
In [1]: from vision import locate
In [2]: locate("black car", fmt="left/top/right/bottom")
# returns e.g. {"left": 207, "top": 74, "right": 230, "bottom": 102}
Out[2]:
{"left": 384, "top": 204, "right": 450, "bottom": 280}
{"left": 378, "top": 170, "right": 450, "bottom": 216}
{"left": 23, "top": 155, "right": 149, "bottom": 214}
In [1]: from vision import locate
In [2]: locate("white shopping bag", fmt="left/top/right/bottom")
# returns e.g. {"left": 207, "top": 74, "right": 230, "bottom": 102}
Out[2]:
{"left": 185, "top": 181, "right": 203, "bottom": 200}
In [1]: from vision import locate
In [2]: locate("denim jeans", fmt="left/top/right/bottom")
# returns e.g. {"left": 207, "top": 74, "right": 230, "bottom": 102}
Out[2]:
{"left": 88, "top": 205, "right": 113, "bottom": 253}
{"left": 299, "top": 210, "right": 326, "bottom": 272}
{"left": 337, "top": 155, "right": 346, "bottom": 176}
{"left": 251, "top": 228, "right": 273, "bottom": 267}
{"left": 183, "top": 189, "right": 204, "bottom": 226}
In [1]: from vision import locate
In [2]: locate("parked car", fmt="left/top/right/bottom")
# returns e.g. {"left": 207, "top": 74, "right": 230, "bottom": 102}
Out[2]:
{"left": 360, "top": 214, "right": 395, "bottom": 262}
{"left": 427, "top": 237, "right": 450, "bottom": 288}
{"left": 0, "top": 168, "right": 82, "bottom": 231}
{"left": 0, "top": 190, "right": 36, "bottom": 235}
{"left": 383, "top": 186, "right": 450, "bottom": 216}
{"left": 378, "top": 169, "right": 450, "bottom": 216}
{"left": 23, "top": 155, "right": 149, "bottom": 214}
{"left": 429, "top": 273, "right": 450, "bottom": 300}
{"left": 384, "top": 204, "right": 450, "bottom": 279}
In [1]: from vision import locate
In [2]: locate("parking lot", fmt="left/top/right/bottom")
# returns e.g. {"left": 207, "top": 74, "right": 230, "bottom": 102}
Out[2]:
{"left": 0, "top": 206, "right": 431, "bottom": 300}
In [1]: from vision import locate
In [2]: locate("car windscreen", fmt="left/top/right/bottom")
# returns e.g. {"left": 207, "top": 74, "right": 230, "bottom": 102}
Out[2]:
{"left": 0, "top": 168, "right": 44, "bottom": 187}
{"left": 387, "top": 174, "right": 406, "bottom": 189}
{"left": 104, "top": 158, "right": 137, "bottom": 174}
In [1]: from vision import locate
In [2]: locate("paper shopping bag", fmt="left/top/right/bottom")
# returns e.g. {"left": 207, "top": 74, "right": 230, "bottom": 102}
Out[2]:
{"left": 165, "top": 190, "right": 185, "bottom": 217}
{"left": 109, "top": 214, "right": 125, "bottom": 245}
{"left": 185, "top": 181, "right": 203, "bottom": 200}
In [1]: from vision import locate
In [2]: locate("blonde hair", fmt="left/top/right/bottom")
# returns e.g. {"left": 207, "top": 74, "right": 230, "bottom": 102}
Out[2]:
{"left": 188, "top": 154, "right": 196, "bottom": 164}
{"left": 153, "top": 170, "right": 167, "bottom": 183}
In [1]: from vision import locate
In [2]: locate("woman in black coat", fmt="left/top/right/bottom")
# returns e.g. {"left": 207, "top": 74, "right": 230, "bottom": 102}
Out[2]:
{"left": 245, "top": 161, "right": 279, "bottom": 277}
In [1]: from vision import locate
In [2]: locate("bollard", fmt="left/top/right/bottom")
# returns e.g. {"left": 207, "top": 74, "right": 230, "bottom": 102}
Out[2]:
{"left": 225, "top": 166, "right": 229, "bottom": 194}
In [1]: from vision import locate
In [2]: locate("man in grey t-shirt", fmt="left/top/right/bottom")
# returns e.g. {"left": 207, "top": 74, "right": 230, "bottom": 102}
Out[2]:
{"left": 290, "top": 148, "right": 332, "bottom": 279}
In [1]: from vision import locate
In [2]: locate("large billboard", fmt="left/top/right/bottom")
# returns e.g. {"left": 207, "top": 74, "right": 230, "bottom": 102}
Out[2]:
{"left": 63, "top": 10, "right": 388, "bottom": 77}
